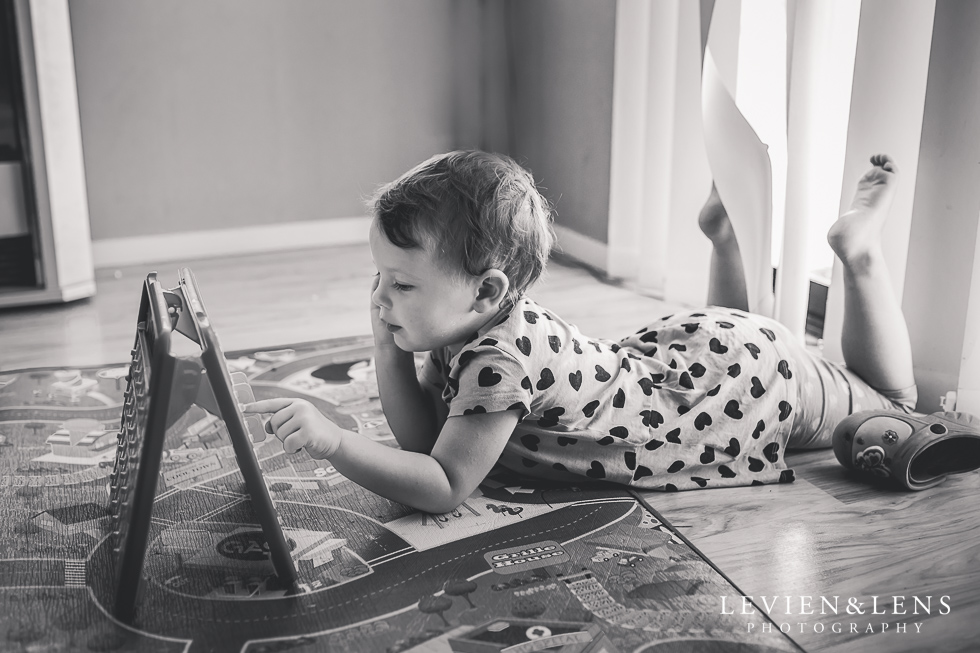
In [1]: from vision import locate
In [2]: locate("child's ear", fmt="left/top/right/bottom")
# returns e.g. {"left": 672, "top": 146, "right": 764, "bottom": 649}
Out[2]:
{"left": 473, "top": 269, "right": 509, "bottom": 312}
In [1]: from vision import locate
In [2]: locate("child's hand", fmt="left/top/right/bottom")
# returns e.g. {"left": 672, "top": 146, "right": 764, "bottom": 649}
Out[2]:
{"left": 241, "top": 398, "right": 342, "bottom": 459}
{"left": 369, "top": 273, "right": 398, "bottom": 350}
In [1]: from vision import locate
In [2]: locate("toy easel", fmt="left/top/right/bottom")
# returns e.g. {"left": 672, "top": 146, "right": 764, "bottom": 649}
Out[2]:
{"left": 107, "top": 269, "right": 298, "bottom": 624}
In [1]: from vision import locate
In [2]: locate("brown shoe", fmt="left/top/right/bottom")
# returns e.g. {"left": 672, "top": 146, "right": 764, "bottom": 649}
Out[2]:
{"left": 832, "top": 410, "right": 980, "bottom": 490}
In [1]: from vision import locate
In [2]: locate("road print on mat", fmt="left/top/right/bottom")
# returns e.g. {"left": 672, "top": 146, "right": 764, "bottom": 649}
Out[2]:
{"left": 0, "top": 336, "right": 799, "bottom": 653}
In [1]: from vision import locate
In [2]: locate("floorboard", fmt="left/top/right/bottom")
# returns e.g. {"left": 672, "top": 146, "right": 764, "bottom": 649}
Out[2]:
{"left": 1, "top": 243, "right": 976, "bottom": 652}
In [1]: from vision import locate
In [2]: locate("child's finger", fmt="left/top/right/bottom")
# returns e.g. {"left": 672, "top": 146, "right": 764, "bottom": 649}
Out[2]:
{"left": 274, "top": 416, "right": 302, "bottom": 443}
{"left": 241, "top": 398, "right": 294, "bottom": 414}
{"left": 281, "top": 430, "right": 309, "bottom": 455}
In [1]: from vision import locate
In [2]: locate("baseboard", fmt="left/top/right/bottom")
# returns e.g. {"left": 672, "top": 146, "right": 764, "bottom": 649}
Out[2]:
{"left": 92, "top": 216, "right": 373, "bottom": 268}
{"left": 552, "top": 224, "right": 608, "bottom": 273}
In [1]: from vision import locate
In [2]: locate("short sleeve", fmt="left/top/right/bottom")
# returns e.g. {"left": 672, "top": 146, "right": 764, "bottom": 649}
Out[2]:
{"left": 446, "top": 345, "right": 532, "bottom": 421}
{"left": 418, "top": 348, "right": 450, "bottom": 394}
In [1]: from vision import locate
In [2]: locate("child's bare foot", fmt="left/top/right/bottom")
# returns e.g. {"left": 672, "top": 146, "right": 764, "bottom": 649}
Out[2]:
{"left": 827, "top": 154, "right": 898, "bottom": 269}
{"left": 698, "top": 183, "right": 737, "bottom": 246}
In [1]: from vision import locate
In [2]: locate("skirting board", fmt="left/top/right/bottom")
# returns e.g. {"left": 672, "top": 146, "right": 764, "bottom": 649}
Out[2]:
{"left": 92, "top": 216, "right": 373, "bottom": 269}
{"left": 552, "top": 223, "right": 608, "bottom": 273}
{"left": 92, "top": 217, "right": 609, "bottom": 274}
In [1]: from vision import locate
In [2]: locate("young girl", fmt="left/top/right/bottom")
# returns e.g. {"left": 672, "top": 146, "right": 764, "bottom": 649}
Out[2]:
{"left": 244, "top": 151, "right": 916, "bottom": 513}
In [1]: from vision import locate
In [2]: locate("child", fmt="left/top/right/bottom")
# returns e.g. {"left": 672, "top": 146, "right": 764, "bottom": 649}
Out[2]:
{"left": 244, "top": 151, "right": 916, "bottom": 513}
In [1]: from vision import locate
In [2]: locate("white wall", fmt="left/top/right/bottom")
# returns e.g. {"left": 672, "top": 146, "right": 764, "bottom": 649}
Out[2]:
{"left": 507, "top": 0, "right": 617, "bottom": 246}
{"left": 69, "top": 0, "right": 467, "bottom": 242}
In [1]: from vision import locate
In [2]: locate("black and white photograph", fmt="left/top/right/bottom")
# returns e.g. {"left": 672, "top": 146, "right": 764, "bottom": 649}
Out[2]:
{"left": 0, "top": 1, "right": 976, "bottom": 651}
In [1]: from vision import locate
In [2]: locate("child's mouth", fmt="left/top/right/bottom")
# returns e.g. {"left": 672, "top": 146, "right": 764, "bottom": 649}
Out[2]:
{"left": 385, "top": 322, "right": 402, "bottom": 333}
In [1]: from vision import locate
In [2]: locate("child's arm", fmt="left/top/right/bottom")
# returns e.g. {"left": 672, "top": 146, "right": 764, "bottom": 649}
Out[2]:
{"left": 373, "top": 345, "right": 445, "bottom": 453}
{"left": 369, "top": 274, "right": 445, "bottom": 453}
{"left": 242, "top": 398, "right": 518, "bottom": 514}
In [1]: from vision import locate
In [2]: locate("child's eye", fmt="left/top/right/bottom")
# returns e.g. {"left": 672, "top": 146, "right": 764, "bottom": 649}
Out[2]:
{"left": 392, "top": 282, "right": 413, "bottom": 292}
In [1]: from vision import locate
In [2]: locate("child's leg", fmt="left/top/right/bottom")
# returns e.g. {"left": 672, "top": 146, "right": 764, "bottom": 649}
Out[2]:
{"left": 827, "top": 154, "right": 915, "bottom": 392}
{"left": 699, "top": 183, "right": 750, "bottom": 311}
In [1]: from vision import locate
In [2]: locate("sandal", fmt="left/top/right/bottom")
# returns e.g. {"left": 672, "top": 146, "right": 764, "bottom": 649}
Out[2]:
{"left": 832, "top": 410, "right": 980, "bottom": 490}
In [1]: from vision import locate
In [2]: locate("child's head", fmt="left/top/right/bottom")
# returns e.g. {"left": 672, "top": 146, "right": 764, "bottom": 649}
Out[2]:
{"left": 371, "top": 150, "right": 555, "bottom": 309}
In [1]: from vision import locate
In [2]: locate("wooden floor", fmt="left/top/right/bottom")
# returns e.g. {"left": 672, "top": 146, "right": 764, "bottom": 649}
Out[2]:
{"left": 1, "top": 244, "right": 977, "bottom": 652}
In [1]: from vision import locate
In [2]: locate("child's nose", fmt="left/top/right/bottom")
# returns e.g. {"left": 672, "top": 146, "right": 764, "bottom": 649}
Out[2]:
{"left": 371, "top": 282, "right": 390, "bottom": 309}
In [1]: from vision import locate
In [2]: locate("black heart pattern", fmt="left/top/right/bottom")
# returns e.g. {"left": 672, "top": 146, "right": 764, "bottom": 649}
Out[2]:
{"left": 537, "top": 407, "right": 565, "bottom": 428}
{"left": 665, "top": 428, "right": 682, "bottom": 444}
{"left": 610, "top": 426, "right": 629, "bottom": 439}
{"left": 745, "top": 342, "right": 761, "bottom": 359}
{"left": 613, "top": 388, "right": 626, "bottom": 408}
{"left": 748, "top": 456, "right": 765, "bottom": 472}
{"left": 637, "top": 378, "right": 656, "bottom": 395}
{"left": 778, "top": 401, "right": 793, "bottom": 421}
{"left": 750, "top": 377, "right": 766, "bottom": 398}
{"left": 760, "top": 327, "right": 776, "bottom": 342}
{"left": 640, "top": 331, "right": 659, "bottom": 343}
{"left": 694, "top": 412, "right": 713, "bottom": 431}
{"left": 586, "top": 461, "right": 606, "bottom": 479}
{"left": 633, "top": 466, "right": 653, "bottom": 481}
{"left": 568, "top": 370, "right": 582, "bottom": 391}
{"left": 557, "top": 436, "right": 577, "bottom": 446}
{"left": 690, "top": 362, "right": 706, "bottom": 378}
{"left": 464, "top": 405, "right": 487, "bottom": 415}
{"left": 691, "top": 476, "right": 709, "bottom": 487}
{"left": 573, "top": 339, "right": 583, "bottom": 354}
{"left": 700, "top": 446, "right": 715, "bottom": 464}
{"left": 583, "top": 400, "right": 600, "bottom": 418}
{"left": 667, "top": 460, "right": 685, "bottom": 473}
{"left": 678, "top": 372, "right": 694, "bottom": 390}
{"left": 521, "top": 433, "right": 540, "bottom": 451}
{"left": 516, "top": 336, "right": 531, "bottom": 356}
{"left": 457, "top": 350, "right": 477, "bottom": 369}
{"left": 707, "top": 384, "right": 721, "bottom": 397}
{"left": 779, "top": 469, "right": 795, "bottom": 483}
{"left": 752, "top": 419, "right": 765, "bottom": 439}
{"left": 553, "top": 462, "right": 567, "bottom": 472}
{"left": 522, "top": 458, "right": 537, "bottom": 468}
{"left": 717, "top": 321, "right": 735, "bottom": 329}
{"left": 520, "top": 376, "right": 532, "bottom": 392}
{"left": 724, "top": 400, "right": 743, "bottom": 419}
{"left": 478, "top": 367, "right": 502, "bottom": 387}
{"left": 669, "top": 343, "right": 687, "bottom": 352}
{"left": 763, "top": 442, "right": 780, "bottom": 463}
{"left": 639, "top": 409, "right": 664, "bottom": 428}
{"left": 709, "top": 338, "right": 729, "bottom": 354}
{"left": 645, "top": 439, "right": 664, "bottom": 451}
{"left": 683, "top": 323, "right": 700, "bottom": 334}
{"left": 621, "top": 358, "right": 631, "bottom": 372}
{"left": 479, "top": 338, "right": 498, "bottom": 347}
{"left": 549, "top": 335, "right": 562, "bottom": 353}
{"left": 624, "top": 452, "right": 637, "bottom": 470}
{"left": 778, "top": 360, "right": 792, "bottom": 379}
{"left": 597, "top": 436, "right": 615, "bottom": 446}
{"left": 724, "top": 438, "right": 740, "bottom": 458}
{"left": 718, "top": 465, "right": 737, "bottom": 478}
{"left": 677, "top": 405, "right": 690, "bottom": 415}
{"left": 524, "top": 310, "right": 538, "bottom": 324}
{"left": 595, "top": 365, "right": 611, "bottom": 382}
{"left": 536, "top": 368, "right": 556, "bottom": 391}
{"left": 728, "top": 363, "right": 741, "bottom": 378}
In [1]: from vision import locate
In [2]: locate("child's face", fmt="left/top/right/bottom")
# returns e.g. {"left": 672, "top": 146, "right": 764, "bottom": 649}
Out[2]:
{"left": 369, "top": 221, "right": 486, "bottom": 353}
